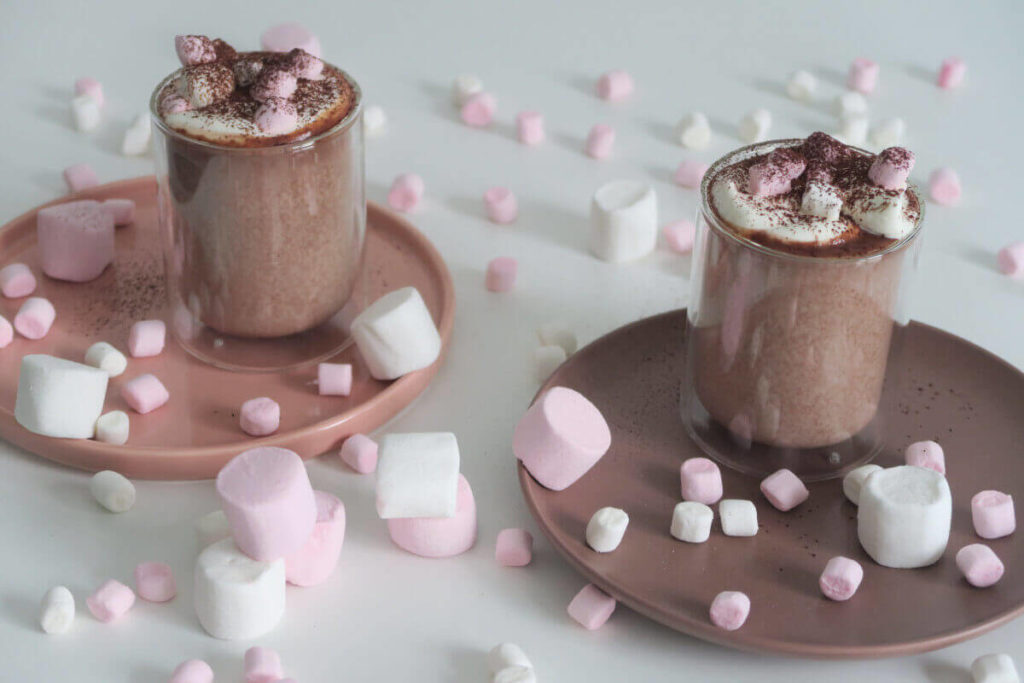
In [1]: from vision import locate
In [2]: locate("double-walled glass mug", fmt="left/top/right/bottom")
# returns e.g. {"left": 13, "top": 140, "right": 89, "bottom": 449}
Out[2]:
{"left": 680, "top": 140, "right": 923, "bottom": 481}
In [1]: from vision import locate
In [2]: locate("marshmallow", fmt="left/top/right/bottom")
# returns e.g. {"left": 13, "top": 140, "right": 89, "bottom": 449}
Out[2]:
{"left": 748, "top": 148, "right": 806, "bottom": 196}
{"left": 63, "top": 163, "right": 99, "bottom": 193}
{"left": 376, "top": 432, "right": 460, "bottom": 519}
{"left": 128, "top": 319, "right": 166, "bottom": 357}
{"left": 233, "top": 57, "right": 263, "bottom": 87}
{"left": 534, "top": 345, "right": 566, "bottom": 383}
{"left": 905, "top": 439, "right": 945, "bottom": 474}
{"left": 709, "top": 590, "right": 750, "bottom": 631}
{"left": 971, "top": 654, "right": 1019, "bottom": 683}
{"left": 252, "top": 68, "right": 297, "bottom": 102}
{"left": 261, "top": 23, "right": 321, "bottom": 57}
{"left": 102, "top": 198, "right": 135, "bottom": 226}
{"left": 363, "top": 105, "right": 387, "bottom": 138}
{"left": 0, "top": 316, "right": 10, "bottom": 348}
{"left": 74, "top": 77, "right": 104, "bottom": 106}
{"left": 929, "top": 167, "right": 962, "bottom": 206}
{"left": 819, "top": 556, "right": 864, "bottom": 601}
{"left": 0, "top": 263, "right": 36, "bottom": 298}
{"left": 760, "top": 468, "right": 809, "bottom": 512}
{"left": 217, "top": 447, "right": 317, "bottom": 561}
{"left": 847, "top": 58, "right": 879, "bottom": 94}
{"left": 486, "top": 257, "right": 518, "bottom": 292}
{"left": 285, "top": 48, "right": 323, "bottom": 80}
{"left": 387, "top": 173, "right": 425, "bottom": 213}
{"left": 15, "top": 355, "right": 107, "bottom": 438}
{"left": 589, "top": 180, "right": 658, "bottom": 263}
{"left": 170, "top": 660, "right": 213, "bottom": 683}
{"left": 938, "top": 57, "right": 967, "bottom": 90}
{"left": 719, "top": 499, "right": 758, "bottom": 537}
{"left": 161, "top": 93, "right": 191, "bottom": 115}
{"left": 842, "top": 464, "right": 883, "bottom": 505}
{"left": 317, "top": 362, "right": 352, "bottom": 397}
{"left": 38, "top": 199, "right": 114, "bottom": 282}
{"left": 836, "top": 114, "right": 869, "bottom": 146}
{"left": 786, "top": 70, "right": 817, "bottom": 102}
{"left": 679, "top": 457, "right": 723, "bottom": 505}
{"left": 585, "top": 124, "right": 616, "bottom": 159}
{"left": 494, "top": 667, "right": 537, "bottom": 683}
{"left": 387, "top": 474, "right": 477, "bottom": 557}
{"left": 240, "top": 397, "right": 281, "bottom": 437}
{"left": 567, "top": 584, "right": 616, "bottom": 630}
{"left": 254, "top": 98, "right": 299, "bottom": 135}
{"left": 516, "top": 111, "right": 545, "bottom": 145}
{"left": 670, "top": 501, "right": 713, "bottom": 543}
{"left": 674, "top": 112, "right": 711, "bottom": 149}
{"left": 514, "top": 386, "right": 612, "bottom": 491}
{"left": 121, "top": 114, "right": 151, "bottom": 156}
{"left": 858, "top": 465, "right": 952, "bottom": 568}
{"left": 537, "top": 322, "right": 577, "bottom": 355}
{"left": 71, "top": 94, "right": 101, "bottom": 132}
{"left": 351, "top": 286, "right": 442, "bottom": 380}
{"left": 738, "top": 108, "right": 771, "bottom": 143}
{"left": 495, "top": 528, "right": 533, "bottom": 567}
{"left": 801, "top": 181, "right": 843, "bottom": 220}
{"left": 40, "top": 586, "right": 75, "bottom": 634}
{"left": 461, "top": 92, "right": 497, "bottom": 127}
{"left": 14, "top": 297, "right": 56, "bottom": 339}
{"left": 956, "top": 544, "right": 1005, "bottom": 588}
{"left": 998, "top": 243, "right": 1024, "bottom": 277}
{"left": 586, "top": 507, "right": 629, "bottom": 552}
{"left": 83, "top": 342, "right": 127, "bottom": 378}
{"left": 245, "top": 647, "right": 284, "bottom": 683}
{"left": 489, "top": 643, "right": 532, "bottom": 672}
{"left": 484, "top": 187, "right": 518, "bottom": 224}
{"left": 196, "top": 510, "right": 232, "bottom": 549}
{"left": 175, "top": 35, "right": 217, "bottom": 65}
{"left": 596, "top": 69, "right": 633, "bottom": 101}
{"left": 972, "top": 490, "right": 1016, "bottom": 539}
{"left": 833, "top": 91, "right": 868, "bottom": 118}
{"left": 870, "top": 117, "right": 905, "bottom": 150}
{"left": 87, "top": 579, "right": 135, "bottom": 622}
{"left": 285, "top": 490, "right": 346, "bottom": 586}
{"left": 194, "top": 538, "right": 286, "bottom": 640}
{"left": 95, "top": 410, "right": 130, "bottom": 445}
{"left": 90, "top": 470, "right": 136, "bottom": 512}
{"left": 451, "top": 74, "right": 483, "bottom": 107}
{"left": 868, "top": 147, "right": 916, "bottom": 191}
{"left": 674, "top": 160, "right": 709, "bottom": 189}
{"left": 183, "top": 63, "right": 235, "bottom": 108}
{"left": 134, "top": 561, "right": 176, "bottom": 602}
{"left": 121, "top": 373, "right": 170, "bottom": 414}
{"left": 339, "top": 434, "right": 378, "bottom": 474}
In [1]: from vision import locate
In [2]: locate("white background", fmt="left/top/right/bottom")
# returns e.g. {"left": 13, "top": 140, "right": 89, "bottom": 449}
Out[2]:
{"left": 1, "top": 0, "right": 1023, "bottom": 680}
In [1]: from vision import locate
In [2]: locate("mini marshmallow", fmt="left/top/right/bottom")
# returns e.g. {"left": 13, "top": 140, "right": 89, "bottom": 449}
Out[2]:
{"left": 997, "top": 243, "right": 1024, "bottom": 277}
{"left": 261, "top": 23, "right": 321, "bottom": 56}
{"left": 15, "top": 355, "right": 107, "bottom": 438}
{"left": 14, "top": 297, "right": 55, "bottom": 339}
{"left": 285, "top": 490, "right": 346, "bottom": 586}
{"left": 40, "top": 586, "right": 75, "bottom": 634}
{"left": 719, "top": 499, "right": 758, "bottom": 537}
{"left": 121, "top": 373, "right": 170, "bottom": 414}
{"left": 494, "top": 667, "right": 537, "bottom": 683}
{"left": 586, "top": 507, "right": 629, "bottom": 552}
{"left": 245, "top": 647, "right": 284, "bottom": 683}
{"left": 537, "top": 321, "right": 578, "bottom": 355}
{"left": 956, "top": 544, "right": 1005, "bottom": 588}
{"left": 585, "top": 124, "right": 615, "bottom": 159}
{"left": 71, "top": 94, "right": 101, "bottom": 132}
{"left": 194, "top": 538, "right": 286, "bottom": 640}
{"left": 37, "top": 200, "right": 114, "bottom": 282}
{"left": 833, "top": 91, "right": 868, "bottom": 118}
{"left": 514, "top": 386, "right": 612, "bottom": 491}
{"left": 674, "top": 160, "right": 709, "bottom": 189}
{"left": 95, "top": 410, "right": 130, "bottom": 445}
{"left": 121, "top": 114, "right": 151, "bottom": 156}
{"left": 679, "top": 457, "right": 723, "bottom": 505}
{"left": 567, "top": 584, "right": 616, "bottom": 630}
{"left": 870, "top": 117, "right": 905, "bottom": 149}
{"left": 709, "top": 591, "right": 750, "bottom": 631}
{"left": 86, "top": 579, "right": 135, "bottom": 622}
{"left": 376, "top": 432, "right": 460, "bottom": 519}
{"left": 938, "top": 57, "right": 967, "bottom": 90}
{"left": 135, "top": 561, "right": 176, "bottom": 602}
{"left": 350, "top": 286, "right": 442, "bottom": 380}
{"left": 929, "top": 167, "right": 962, "bottom": 206}
{"left": 760, "top": 468, "right": 809, "bottom": 512}
{"left": 800, "top": 181, "right": 843, "bottom": 220}
{"left": 675, "top": 112, "right": 711, "bottom": 149}
{"left": 0, "top": 263, "right": 36, "bottom": 298}
{"left": 240, "top": 397, "right": 280, "bottom": 436}
{"left": 486, "top": 257, "right": 518, "bottom": 292}
{"left": 175, "top": 35, "right": 216, "bottom": 65}
{"left": 738, "top": 108, "right": 771, "bottom": 143}
{"left": 128, "top": 319, "right": 166, "bottom": 357}
{"left": 972, "top": 490, "right": 1016, "bottom": 539}
{"left": 905, "top": 439, "right": 945, "bottom": 474}
{"left": 170, "top": 660, "right": 213, "bottom": 683}
{"left": 461, "top": 92, "right": 497, "bottom": 127}
{"left": 516, "top": 111, "right": 545, "bottom": 145}
{"left": 339, "top": 434, "right": 378, "bottom": 474}
{"left": 847, "top": 58, "right": 879, "bottom": 94}
{"left": 387, "top": 173, "right": 425, "bottom": 213}
{"left": 596, "top": 69, "right": 633, "bottom": 101}
{"left": 670, "top": 501, "right": 713, "bottom": 543}
{"left": 196, "top": 510, "right": 232, "bottom": 549}
{"left": 590, "top": 180, "right": 658, "bottom": 263}
{"left": 819, "top": 556, "right": 864, "bottom": 601}
{"left": 317, "top": 362, "right": 352, "bottom": 396}
{"left": 0, "top": 316, "right": 10, "bottom": 348}
{"left": 786, "top": 70, "right": 817, "bottom": 102}
{"left": 75, "top": 77, "right": 104, "bottom": 106}
{"left": 484, "top": 187, "right": 518, "bottom": 224}
{"left": 183, "top": 63, "right": 235, "bottom": 108}
{"left": 842, "top": 464, "right": 883, "bottom": 505}
{"left": 217, "top": 447, "right": 317, "bottom": 560}
{"left": 387, "top": 474, "right": 477, "bottom": 558}
{"left": 161, "top": 94, "right": 191, "bottom": 115}
{"left": 451, "top": 74, "right": 483, "bottom": 107}
{"left": 254, "top": 97, "right": 298, "bottom": 135}
{"left": 495, "top": 528, "right": 533, "bottom": 567}
{"left": 971, "top": 654, "right": 1019, "bottom": 683}
{"left": 748, "top": 148, "right": 806, "bottom": 196}
{"left": 102, "top": 198, "right": 135, "bottom": 226}
{"left": 90, "top": 470, "right": 135, "bottom": 512}
{"left": 868, "top": 147, "right": 915, "bottom": 191}
{"left": 233, "top": 57, "right": 263, "bottom": 87}
{"left": 534, "top": 345, "right": 566, "bottom": 383}
{"left": 489, "top": 643, "right": 532, "bottom": 672}
{"left": 858, "top": 465, "right": 951, "bottom": 568}
{"left": 836, "top": 114, "right": 869, "bottom": 146}
{"left": 286, "top": 48, "right": 323, "bottom": 80}
{"left": 85, "top": 342, "right": 127, "bottom": 377}
{"left": 63, "top": 163, "right": 99, "bottom": 193}
{"left": 363, "top": 104, "right": 387, "bottom": 138}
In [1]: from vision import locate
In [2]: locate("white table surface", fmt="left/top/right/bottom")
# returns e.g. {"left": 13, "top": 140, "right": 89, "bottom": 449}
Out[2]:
{"left": 1, "top": 0, "right": 1022, "bottom": 679}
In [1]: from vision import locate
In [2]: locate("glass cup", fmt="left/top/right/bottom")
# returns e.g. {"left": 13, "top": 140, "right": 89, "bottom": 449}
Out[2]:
{"left": 680, "top": 140, "right": 923, "bottom": 481}
{"left": 149, "top": 70, "right": 365, "bottom": 372}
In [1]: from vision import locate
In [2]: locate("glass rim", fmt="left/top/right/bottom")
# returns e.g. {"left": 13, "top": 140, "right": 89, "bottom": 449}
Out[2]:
{"left": 699, "top": 137, "right": 925, "bottom": 263}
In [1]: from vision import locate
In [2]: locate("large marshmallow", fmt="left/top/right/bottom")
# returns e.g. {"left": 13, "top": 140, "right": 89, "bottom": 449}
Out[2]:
{"left": 670, "top": 501, "right": 713, "bottom": 543}
{"left": 586, "top": 507, "right": 629, "bottom": 553}
{"left": 194, "top": 538, "right": 285, "bottom": 640}
{"left": 90, "top": 470, "right": 135, "bottom": 512}
{"left": 842, "top": 464, "right": 883, "bottom": 505}
{"left": 40, "top": 586, "right": 75, "bottom": 634}
{"left": 858, "top": 465, "right": 951, "bottom": 568}
{"left": 387, "top": 474, "right": 477, "bottom": 558}
{"left": 15, "top": 355, "right": 108, "bottom": 439}
{"left": 285, "top": 490, "right": 346, "bottom": 586}
{"left": 37, "top": 200, "right": 115, "bottom": 283}
{"left": 351, "top": 287, "right": 442, "bottom": 380}
{"left": 84, "top": 341, "right": 128, "bottom": 377}
{"left": 590, "top": 180, "right": 658, "bottom": 263}
{"left": 376, "top": 432, "right": 460, "bottom": 519}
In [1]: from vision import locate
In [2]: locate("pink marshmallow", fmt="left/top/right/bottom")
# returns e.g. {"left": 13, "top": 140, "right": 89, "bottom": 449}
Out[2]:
{"left": 286, "top": 48, "right": 324, "bottom": 80}
{"left": 868, "top": 147, "right": 915, "bottom": 190}
{"left": 86, "top": 579, "right": 135, "bottom": 622}
{"left": 484, "top": 187, "right": 518, "bottom": 224}
{"left": 819, "top": 556, "right": 864, "bottom": 601}
{"left": 134, "top": 561, "right": 176, "bottom": 602}
{"left": 596, "top": 69, "right": 634, "bottom": 101}
{"left": 748, "top": 148, "right": 806, "bottom": 197}
{"left": 285, "top": 490, "right": 346, "bottom": 586}
{"left": 679, "top": 457, "right": 723, "bottom": 505}
{"left": 760, "top": 468, "right": 809, "bottom": 512}
{"left": 174, "top": 35, "right": 217, "bottom": 66}
{"left": 317, "top": 362, "right": 352, "bottom": 396}
{"left": 252, "top": 69, "right": 298, "bottom": 103}
{"left": 254, "top": 98, "right": 299, "bottom": 135}
{"left": 216, "top": 446, "right": 317, "bottom": 561}
{"left": 847, "top": 58, "right": 879, "bottom": 94}
{"left": 121, "top": 374, "right": 169, "bottom": 414}
{"left": 387, "top": 474, "right": 477, "bottom": 558}
{"left": 937, "top": 57, "right": 967, "bottom": 89}
{"left": 495, "top": 528, "right": 533, "bottom": 567}
{"left": 0, "top": 316, "right": 12, "bottom": 348}
{"left": 63, "top": 163, "right": 99, "bottom": 193}
{"left": 929, "top": 167, "right": 962, "bottom": 206}
{"left": 663, "top": 220, "right": 696, "bottom": 254}
{"left": 675, "top": 160, "right": 709, "bottom": 189}
{"left": 956, "top": 543, "right": 1005, "bottom": 588}
{"left": 387, "top": 173, "right": 425, "bottom": 213}
{"left": 14, "top": 297, "right": 56, "bottom": 340}
{"left": 339, "top": 434, "right": 378, "bottom": 474}
{"left": 170, "top": 659, "right": 213, "bottom": 683}
{"left": 240, "top": 397, "right": 281, "bottom": 436}
{"left": 102, "top": 198, "right": 135, "bottom": 226}
{"left": 74, "top": 77, "right": 104, "bottom": 107}
{"left": 567, "top": 584, "right": 616, "bottom": 630}
{"left": 997, "top": 242, "right": 1024, "bottom": 277}
{"left": 516, "top": 111, "right": 545, "bottom": 145}
{"left": 37, "top": 199, "right": 114, "bottom": 282}
{"left": 261, "top": 23, "right": 321, "bottom": 57}
{"left": 972, "top": 490, "right": 1016, "bottom": 539}
{"left": 485, "top": 257, "right": 518, "bottom": 293}
{"left": 584, "top": 124, "right": 615, "bottom": 159}
{"left": 461, "top": 92, "right": 497, "bottom": 127}
{"left": 905, "top": 440, "right": 945, "bottom": 474}
{"left": 161, "top": 93, "right": 191, "bottom": 115}
{"left": 709, "top": 590, "right": 750, "bottom": 631}
{"left": 245, "top": 647, "right": 284, "bottom": 683}
{"left": 128, "top": 319, "right": 166, "bottom": 357}
{"left": 513, "top": 386, "right": 612, "bottom": 491}
{"left": 0, "top": 263, "right": 37, "bottom": 298}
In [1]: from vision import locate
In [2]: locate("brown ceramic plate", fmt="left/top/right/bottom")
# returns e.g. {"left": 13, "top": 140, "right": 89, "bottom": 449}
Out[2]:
{"left": 519, "top": 310, "right": 1024, "bottom": 658}
{"left": 0, "top": 177, "right": 454, "bottom": 480}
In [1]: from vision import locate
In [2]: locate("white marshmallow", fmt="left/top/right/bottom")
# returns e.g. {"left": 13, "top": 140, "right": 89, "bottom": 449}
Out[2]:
{"left": 586, "top": 507, "right": 629, "bottom": 552}
{"left": 537, "top": 321, "right": 577, "bottom": 356}
{"left": 195, "top": 510, "right": 232, "bottom": 549}
{"left": 670, "top": 501, "right": 713, "bottom": 543}
{"left": 494, "top": 667, "right": 537, "bottom": 683}
{"left": 351, "top": 287, "right": 442, "bottom": 380}
{"left": 857, "top": 465, "right": 951, "bottom": 568}
{"left": 95, "top": 411, "right": 129, "bottom": 445}
{"left": 738, "top": 108, "right": 771, "bottom": 143}
{"left": 194, "top": 538, "right": 286, "bottom": 640}
{"left": 376, "top": 432, "right": 461, "bottom": 519}
{"left": 534, "top": 344, "right": 567, "bottom": 383}
{"left": 121, "top": 114, "right": 151, "bottom": 156}
{"left": 84, "top": 342, "right": 128, "bottom": 377}
{"left": 71, "top": 94, "right": 101, "bottom": 132}
{"left": 836, "top": 115, "right": 869, "bottom": 146}
{"left": 786, "top": 70, "right": 817, "bottom": 102}
{"left": 972, "top": 654, "right": 1020, "bottom": 683}
{"left": 842, "top": 464, "right": 883, "bottom": 505}
{"left": 90, "top": 470, "right": 135, "bottom": 513}
{"left": 833, "top": 91, "right": 868, "bottom": 119}
{"left": 800, "top": 181, "right": 843, "bottom": 221}
{"left": 719, "top": 499, "right": 758, "bottom": 537}
{"left": 870, "top": 117, "right": 905, "bottom": 149}
{"left": 674, "top": 112, "right": 711, "bottom": 149}
{"left": 590, "top": 180, "right": 658, "bottom": 263}
{"left": 489, "top": 643, "right": 533, "bottom": 672}
{"left": 363, "top": 105, "right": 387, "bottom": 138}
{"left": 15, "top": 355, "right": 109, "bottom": 439}
{"left": 40, "top": 586, "right": 75, "bottom": 634}
{"left": 452, "top": 74, "right": 483, "bottom": 107}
